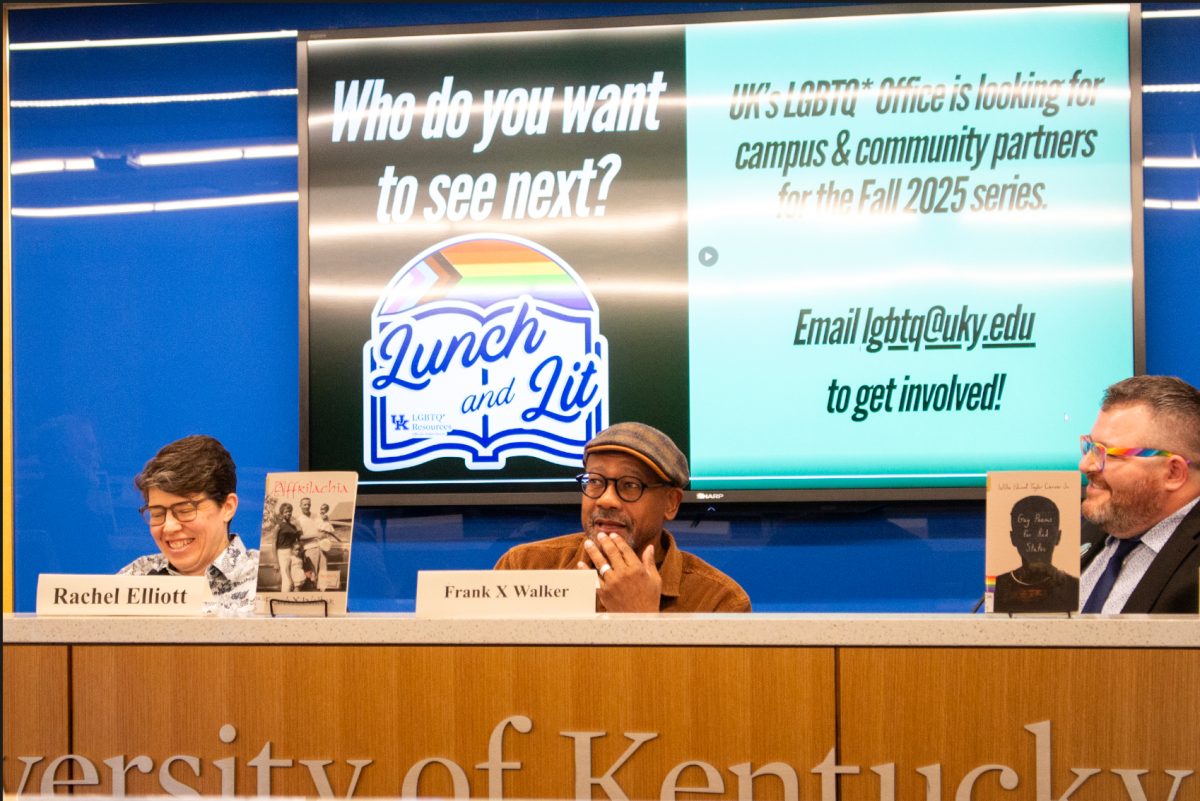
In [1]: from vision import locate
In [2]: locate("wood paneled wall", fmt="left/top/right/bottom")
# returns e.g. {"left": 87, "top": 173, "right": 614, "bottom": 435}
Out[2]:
{"left": 5, "top": 643, "right": 1198, "bottom": 799}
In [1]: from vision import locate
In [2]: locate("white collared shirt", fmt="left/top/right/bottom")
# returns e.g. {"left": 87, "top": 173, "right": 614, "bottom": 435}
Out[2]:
{"left": 119, "top": 533, "right": 259, "bottom": 616}
{"left": 1079, "top": 497, "right": 1199, "bottom": 613}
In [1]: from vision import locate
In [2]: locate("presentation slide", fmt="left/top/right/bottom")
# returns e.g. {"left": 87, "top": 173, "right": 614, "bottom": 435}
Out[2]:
{"left": 302, "top": 4, "right": 1136, "bottom": 498}
{"left": 685, "top": 6, "right": 1134, "bottom": 489}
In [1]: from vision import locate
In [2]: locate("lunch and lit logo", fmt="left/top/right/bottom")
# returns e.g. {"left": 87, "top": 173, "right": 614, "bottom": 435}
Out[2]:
{"left": 363, "top": 234, "right": 609, "bottom": 471}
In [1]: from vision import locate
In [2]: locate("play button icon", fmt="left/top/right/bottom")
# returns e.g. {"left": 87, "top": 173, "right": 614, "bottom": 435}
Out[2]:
{"left": 698, "top": 246, "right": 719, "bottom": 266}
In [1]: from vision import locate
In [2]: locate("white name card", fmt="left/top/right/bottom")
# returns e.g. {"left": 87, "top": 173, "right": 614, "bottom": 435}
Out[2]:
{"left": 416, "top": 570, "right": 597, "bottom": 618}
{"left": 37, "top": 574, "right": 212, "bottom": 616}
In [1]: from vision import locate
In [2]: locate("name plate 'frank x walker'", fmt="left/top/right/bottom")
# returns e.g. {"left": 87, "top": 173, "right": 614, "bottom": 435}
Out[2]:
{"left": 415, "top": 570, "right": 597, "bottom": 617}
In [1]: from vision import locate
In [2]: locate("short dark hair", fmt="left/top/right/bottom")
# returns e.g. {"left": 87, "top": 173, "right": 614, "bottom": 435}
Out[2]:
{"left": 1101, "top": 375, "right": 1200, "bottom": 457}
{"left": 134, "top": 435, "right": 237, "bottom": 502}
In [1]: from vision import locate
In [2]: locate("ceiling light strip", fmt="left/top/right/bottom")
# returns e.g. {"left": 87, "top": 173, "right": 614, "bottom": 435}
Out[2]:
{"left": 132, "top": 144, "right": 299, "bottom": 166}
{"left": 1142, "top": 9, "right": 1200, "bottom": 18}
{"left": 1143, "top": 156, "right": 1200, "bottom": 169}
{"left": 10, "top": 83, "right": 1192, "bottom": 110}
{"left": 9, "top": 30, "right": 297, "bottom": 51}
{"left": 12, "top": 192, "right": 298, "bottom": 218}
{"left": 11, "top": 88, "right": 297, "bottom": 108}
{"left": 15, "top": 146, "right": 1194, "bottom": 176}
{"left": 11, "top": 145, "right": 300, "bottom": 174}
{"left": 1144, "top": 198, "right": 1200, "bottom": 210}
{"left": 1142, "top": 83, "right": 1200, "bottom": 94}
{"left": 9, "top": 157, "right": 97, "bottom": 175}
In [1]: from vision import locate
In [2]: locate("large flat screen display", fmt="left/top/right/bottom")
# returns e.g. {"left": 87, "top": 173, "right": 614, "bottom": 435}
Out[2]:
{"left": 300, "top": 3, "right": 1141, "bottom": 504}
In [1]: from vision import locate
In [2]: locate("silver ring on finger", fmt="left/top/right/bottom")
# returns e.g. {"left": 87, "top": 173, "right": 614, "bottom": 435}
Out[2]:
{"left": 598, "top": 563, "right": 612, "bottom": 577}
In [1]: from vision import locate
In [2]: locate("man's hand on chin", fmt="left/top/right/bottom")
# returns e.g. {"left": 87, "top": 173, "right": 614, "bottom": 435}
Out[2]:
{"left": 579, "top": 532, "right": 662, "bottom": 612}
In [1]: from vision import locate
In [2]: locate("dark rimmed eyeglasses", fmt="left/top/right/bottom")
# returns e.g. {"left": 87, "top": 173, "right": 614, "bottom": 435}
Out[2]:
{"left": 575, "top": 472, "right": 669, "bottom": 503}
{"left": 139, "top": 497, "right": 214, "bottom": 525}
{"left": 1079, "top": 435, "right": 1191, "bottom": 472}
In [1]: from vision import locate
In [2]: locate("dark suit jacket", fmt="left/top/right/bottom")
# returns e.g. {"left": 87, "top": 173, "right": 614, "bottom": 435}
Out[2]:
{"left": 1080, "top": 500, "right": 1200, "bottom": 613}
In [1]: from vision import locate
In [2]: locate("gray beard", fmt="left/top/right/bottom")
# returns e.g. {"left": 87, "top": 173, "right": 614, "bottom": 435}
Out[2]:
{"left": 584, "top": 523, "right": 635, "bottom": 550}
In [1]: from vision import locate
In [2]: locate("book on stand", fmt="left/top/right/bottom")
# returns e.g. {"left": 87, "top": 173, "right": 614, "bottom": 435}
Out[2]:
{"left": 985, "top": 470, "right": 1081, "bottom": 614}
{"left": 254, "top": 471, "right": 358, "bottom": 616}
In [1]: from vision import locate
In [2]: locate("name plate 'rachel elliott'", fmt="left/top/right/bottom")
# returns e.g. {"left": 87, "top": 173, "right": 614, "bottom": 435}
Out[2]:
{"left": 416, "top": 570, "right": 597, "bottom": 618}
{"left": 36, "top": 574, "right": 212, "bottom": 616}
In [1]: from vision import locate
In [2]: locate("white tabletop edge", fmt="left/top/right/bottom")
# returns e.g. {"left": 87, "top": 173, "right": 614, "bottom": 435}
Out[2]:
{"left": 4, "top": 612, "right": 1198, "bottom": 647}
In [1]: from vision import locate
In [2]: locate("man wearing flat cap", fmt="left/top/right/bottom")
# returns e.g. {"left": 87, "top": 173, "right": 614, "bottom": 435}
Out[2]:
{"left": 495, "top": 422, "right": 751, "bottom": 612}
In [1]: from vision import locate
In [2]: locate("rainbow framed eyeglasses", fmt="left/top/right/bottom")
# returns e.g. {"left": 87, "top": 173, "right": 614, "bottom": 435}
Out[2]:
{"left": 1079, "top": 435, "right": 1191, "bottom": 471}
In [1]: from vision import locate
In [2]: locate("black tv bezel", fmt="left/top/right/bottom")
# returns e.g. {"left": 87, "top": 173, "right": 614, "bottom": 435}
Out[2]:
{"left": 297, "top": 2, "right": 1146, "bottom": 508}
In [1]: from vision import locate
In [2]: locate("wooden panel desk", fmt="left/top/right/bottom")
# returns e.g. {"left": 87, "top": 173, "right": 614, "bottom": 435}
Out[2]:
{"left": 5, "top": 615, "right": 1198, "bottom": 800}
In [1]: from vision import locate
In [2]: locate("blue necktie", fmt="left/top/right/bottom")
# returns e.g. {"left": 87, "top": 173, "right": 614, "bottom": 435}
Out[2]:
{"left": 1082, "top": 537, "right": 1141, "bottom": 613}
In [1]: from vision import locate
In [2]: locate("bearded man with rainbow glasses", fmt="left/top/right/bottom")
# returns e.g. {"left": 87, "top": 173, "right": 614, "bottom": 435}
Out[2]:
{"left": 1078, "top": 375, "right": 1200, "bottom": 614}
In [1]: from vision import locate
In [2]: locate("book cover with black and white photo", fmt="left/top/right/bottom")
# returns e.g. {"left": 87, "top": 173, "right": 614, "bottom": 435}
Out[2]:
{"left": 254, "top": 471, "right": 358, "bottom": 616}
{"left": 985, "top": 470, "right": 1081, "bottom": 614}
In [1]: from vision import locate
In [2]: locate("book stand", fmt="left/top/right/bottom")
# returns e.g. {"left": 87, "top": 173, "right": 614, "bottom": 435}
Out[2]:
{"left": 267, "top": 597, "right": 331, "bottom": 617}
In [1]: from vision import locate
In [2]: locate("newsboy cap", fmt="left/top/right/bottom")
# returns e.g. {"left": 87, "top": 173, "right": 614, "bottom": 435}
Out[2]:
{"left": 584, "top": 422, "right": 689, "bottom": 488}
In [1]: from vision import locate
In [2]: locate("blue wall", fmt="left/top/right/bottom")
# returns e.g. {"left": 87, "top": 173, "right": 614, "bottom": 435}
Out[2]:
{"left": 8, "top": 3, "right": 1199, "bottom": 612}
